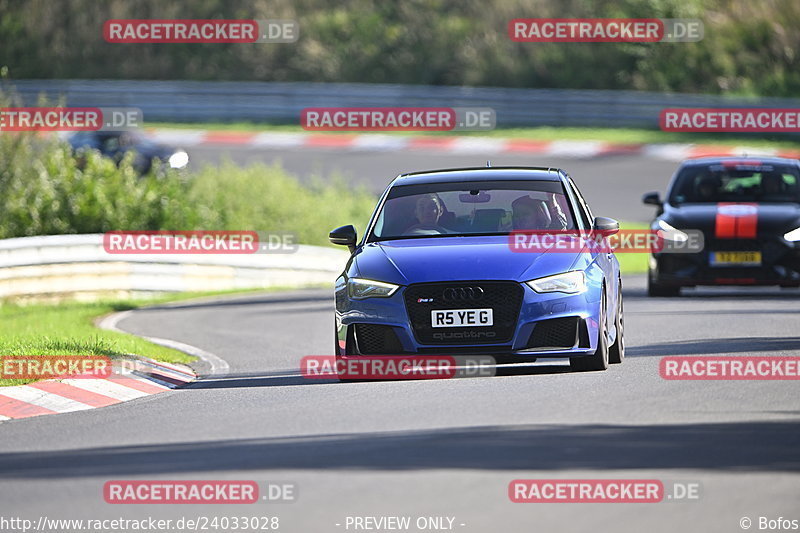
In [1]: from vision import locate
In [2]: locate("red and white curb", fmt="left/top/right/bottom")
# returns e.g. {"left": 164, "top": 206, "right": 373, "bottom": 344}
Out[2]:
{"left": 148, "top": 129, "right": 800, "bottom": 162}
{"left": 0, "top": 309, "right": 230, "bottom": 422}
{"left": 0, "top": 358, "right": 195, "bottom": 420}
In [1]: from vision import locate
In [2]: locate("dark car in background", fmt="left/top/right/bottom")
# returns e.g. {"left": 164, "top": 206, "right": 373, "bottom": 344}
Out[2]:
{"left": 67, "top": 130, "right": 189, "bottom": 175}
{"left": 643, "top": 156, "right": 800, "bottom": 296}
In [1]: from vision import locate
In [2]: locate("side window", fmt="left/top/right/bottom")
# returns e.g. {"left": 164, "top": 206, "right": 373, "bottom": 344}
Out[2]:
{"left": 564, "top": 177, "right": 592, "bottom": 229}
{"left": 569, "top": 178, "right": 594, "bottom": 225}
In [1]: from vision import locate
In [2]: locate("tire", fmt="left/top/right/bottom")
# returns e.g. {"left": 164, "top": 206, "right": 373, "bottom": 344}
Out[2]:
{"left": 608, "top": 284, "right": 624, "bottom": 364}
{"left": 570, "top": 289, "right": 609, "bottom": 372}
{"left": 648, "top": 277, "right": 680, "bottom": 297}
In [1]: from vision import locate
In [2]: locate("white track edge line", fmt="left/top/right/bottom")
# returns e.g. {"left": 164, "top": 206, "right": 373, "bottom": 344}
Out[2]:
{"left": 98, "top": 310, "right": 230, "bottom": 378}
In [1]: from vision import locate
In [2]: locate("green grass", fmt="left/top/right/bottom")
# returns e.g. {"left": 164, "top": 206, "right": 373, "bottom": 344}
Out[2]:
{"left": 616, "top": 222, "right": 649, "bottom": 275}
{"left": 0, "top": 287, "right": 310, "bottom": 387}
{"left": 149, "top": 122, "right": 800, "bottom": 150}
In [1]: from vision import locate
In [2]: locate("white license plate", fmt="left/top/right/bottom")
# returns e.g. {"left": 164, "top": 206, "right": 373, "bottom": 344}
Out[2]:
{"left": 431, "top": 308, "right": 493, "bottom": 328}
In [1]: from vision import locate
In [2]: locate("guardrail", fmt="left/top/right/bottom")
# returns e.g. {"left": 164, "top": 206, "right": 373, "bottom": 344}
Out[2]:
{"left": 0, "top": 234, "right": 348, "bottom": 300}
{"left": 11, "top": 79, "right": 800, "bottom": 130}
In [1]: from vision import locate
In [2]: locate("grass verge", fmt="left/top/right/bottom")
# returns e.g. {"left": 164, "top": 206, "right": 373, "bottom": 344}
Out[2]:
{"left": 0, "top": 287, "right": 309, "bottom": 387}
{"left": 616, "top": 223, "right": 649, "bottom": 276}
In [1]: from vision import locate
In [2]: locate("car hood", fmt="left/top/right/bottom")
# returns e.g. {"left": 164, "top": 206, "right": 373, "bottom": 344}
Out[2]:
{"left": 664, "top": 203, "right": 800, "bottom": 235}
{"left": 353, "top": 236, "right": 582, "bottom": 285}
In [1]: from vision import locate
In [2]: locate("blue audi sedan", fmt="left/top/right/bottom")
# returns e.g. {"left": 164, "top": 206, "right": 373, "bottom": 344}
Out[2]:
{"left": 329, "top": 167, "right": 624, "bottom": 373}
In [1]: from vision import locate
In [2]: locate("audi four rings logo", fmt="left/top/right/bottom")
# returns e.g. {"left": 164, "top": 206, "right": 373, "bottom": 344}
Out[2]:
{"left": 442, "top": 286, "right": 485, "bottom": 302}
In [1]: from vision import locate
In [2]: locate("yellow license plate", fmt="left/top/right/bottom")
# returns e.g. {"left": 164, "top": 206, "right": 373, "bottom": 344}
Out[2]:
{"left": 711, "top": 251, "right": 761, "bottom": 266}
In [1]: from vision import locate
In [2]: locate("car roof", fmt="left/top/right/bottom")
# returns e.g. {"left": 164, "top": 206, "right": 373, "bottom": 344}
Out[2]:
{"left": 681, "top": 155, "right": 800, "bottom": 167}
{"left": 390, "top": 167, "right": 563, "bottom": 186}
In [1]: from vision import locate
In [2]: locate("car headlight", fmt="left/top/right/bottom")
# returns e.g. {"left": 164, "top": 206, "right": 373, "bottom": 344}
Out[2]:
{"left": 785, "top": 227, "right": 800, "bottom": 242}
{"left": 656, "top": 219, "right": 689, "bottom": 243}
{"left": 526, "top": 271, "right": 587, "bottom": 294}
{"left": 347, "top": 278, "right": 400, "bottom": 299}
{"left": 168, "top": 150, "right": 189, "bottom": 169}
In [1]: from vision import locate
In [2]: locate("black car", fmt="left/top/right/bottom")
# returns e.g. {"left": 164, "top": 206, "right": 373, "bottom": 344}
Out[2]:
{"left": 67, "top": 130, "right": 189, "bottom": 175}
{"left": 643, "top": 156, "right": 800, "bottom": 296}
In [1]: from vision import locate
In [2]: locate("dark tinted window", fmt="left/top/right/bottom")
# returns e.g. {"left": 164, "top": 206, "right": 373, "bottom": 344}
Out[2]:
{"left": 669, "top": 162, "right": 800, "bottom": 204}
{"left": 370, "top": 180, "right": 575, "bottom": 240}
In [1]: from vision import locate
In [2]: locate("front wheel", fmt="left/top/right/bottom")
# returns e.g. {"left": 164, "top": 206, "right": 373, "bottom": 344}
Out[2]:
{"left": 570, "top": 290, "right": 609, "bottom": 372}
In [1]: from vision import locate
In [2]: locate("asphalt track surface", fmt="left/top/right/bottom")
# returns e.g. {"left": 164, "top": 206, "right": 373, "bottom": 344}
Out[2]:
{"left": 0, "top": 149, "right": 799, "bottom": 533}
{"left": 186, "top": 144, "right": 681, "bottom": 223}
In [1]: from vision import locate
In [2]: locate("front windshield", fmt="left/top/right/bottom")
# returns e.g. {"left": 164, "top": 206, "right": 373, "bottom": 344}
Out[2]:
{"left": 369, "top": 180, "right": 575, "bottom": 240}
{"left": 669, "top": 162, "right": 800, "bottom": 204}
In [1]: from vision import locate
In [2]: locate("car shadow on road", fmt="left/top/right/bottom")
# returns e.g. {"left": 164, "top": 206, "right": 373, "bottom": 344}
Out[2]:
{"left": 624, "top": 285, "right": 800, "bottom": 301}
{"left": 0, "top": 419, "right": 798, "bottom": 479}
{"left": 627, "top": 337, "right": 800, "bottom": 357}
{"left": 186, "top": 363, "right": 576, "bottom": 390}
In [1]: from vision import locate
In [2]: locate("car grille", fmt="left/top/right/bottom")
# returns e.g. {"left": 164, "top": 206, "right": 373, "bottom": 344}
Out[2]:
{"left": 353, "top": 324, "right": 404, "bottom": 355}
{"left": 403, "top": 281, "right": 523, "bottom": 345}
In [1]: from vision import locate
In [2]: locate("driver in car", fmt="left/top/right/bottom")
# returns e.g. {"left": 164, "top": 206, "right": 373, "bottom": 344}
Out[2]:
{"left": 761, "top": 171, "right": 786, "bottom": 198}
{"left": 404, "top": 194, "right": 448, "bottom": 235}
{"left": 511, "top": 195, "right": 567, "bottom": 230}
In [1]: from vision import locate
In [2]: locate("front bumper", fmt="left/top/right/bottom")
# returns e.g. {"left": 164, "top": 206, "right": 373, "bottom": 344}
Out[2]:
{"left": 650, "top": 237, "right": 800, "bottom": 287}
{"left": 335, "top": 281, "right": 602, "bottom": 359}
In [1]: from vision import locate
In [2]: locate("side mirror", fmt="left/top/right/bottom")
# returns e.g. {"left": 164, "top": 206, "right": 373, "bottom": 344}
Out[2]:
{"left": 642, "top": 192, "right": 661, "bottom": 206}
{"left": 329, "top": 225, "right": 357, "bottom": 253}
{"left": 593, "top": 216, "right": 620, "bottom": 236}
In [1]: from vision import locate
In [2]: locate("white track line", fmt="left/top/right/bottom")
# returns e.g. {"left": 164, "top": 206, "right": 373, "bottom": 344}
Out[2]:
{"left": 250, "top": 132, "right": 307, "bottom": 148}
{"left": 61, "top": 378, "right": 151, "bottom": 401}
{"left": 449, "top": 137, "right": 507, "bottom": 154}
{"left": 547, "top": 140, "right": 603, "bottom": 158}
{"left": 98, "top": 310, "right": 230, "bottom": 378}
{"left": 351, "top": 135, "right": 410, "bottom": 151}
